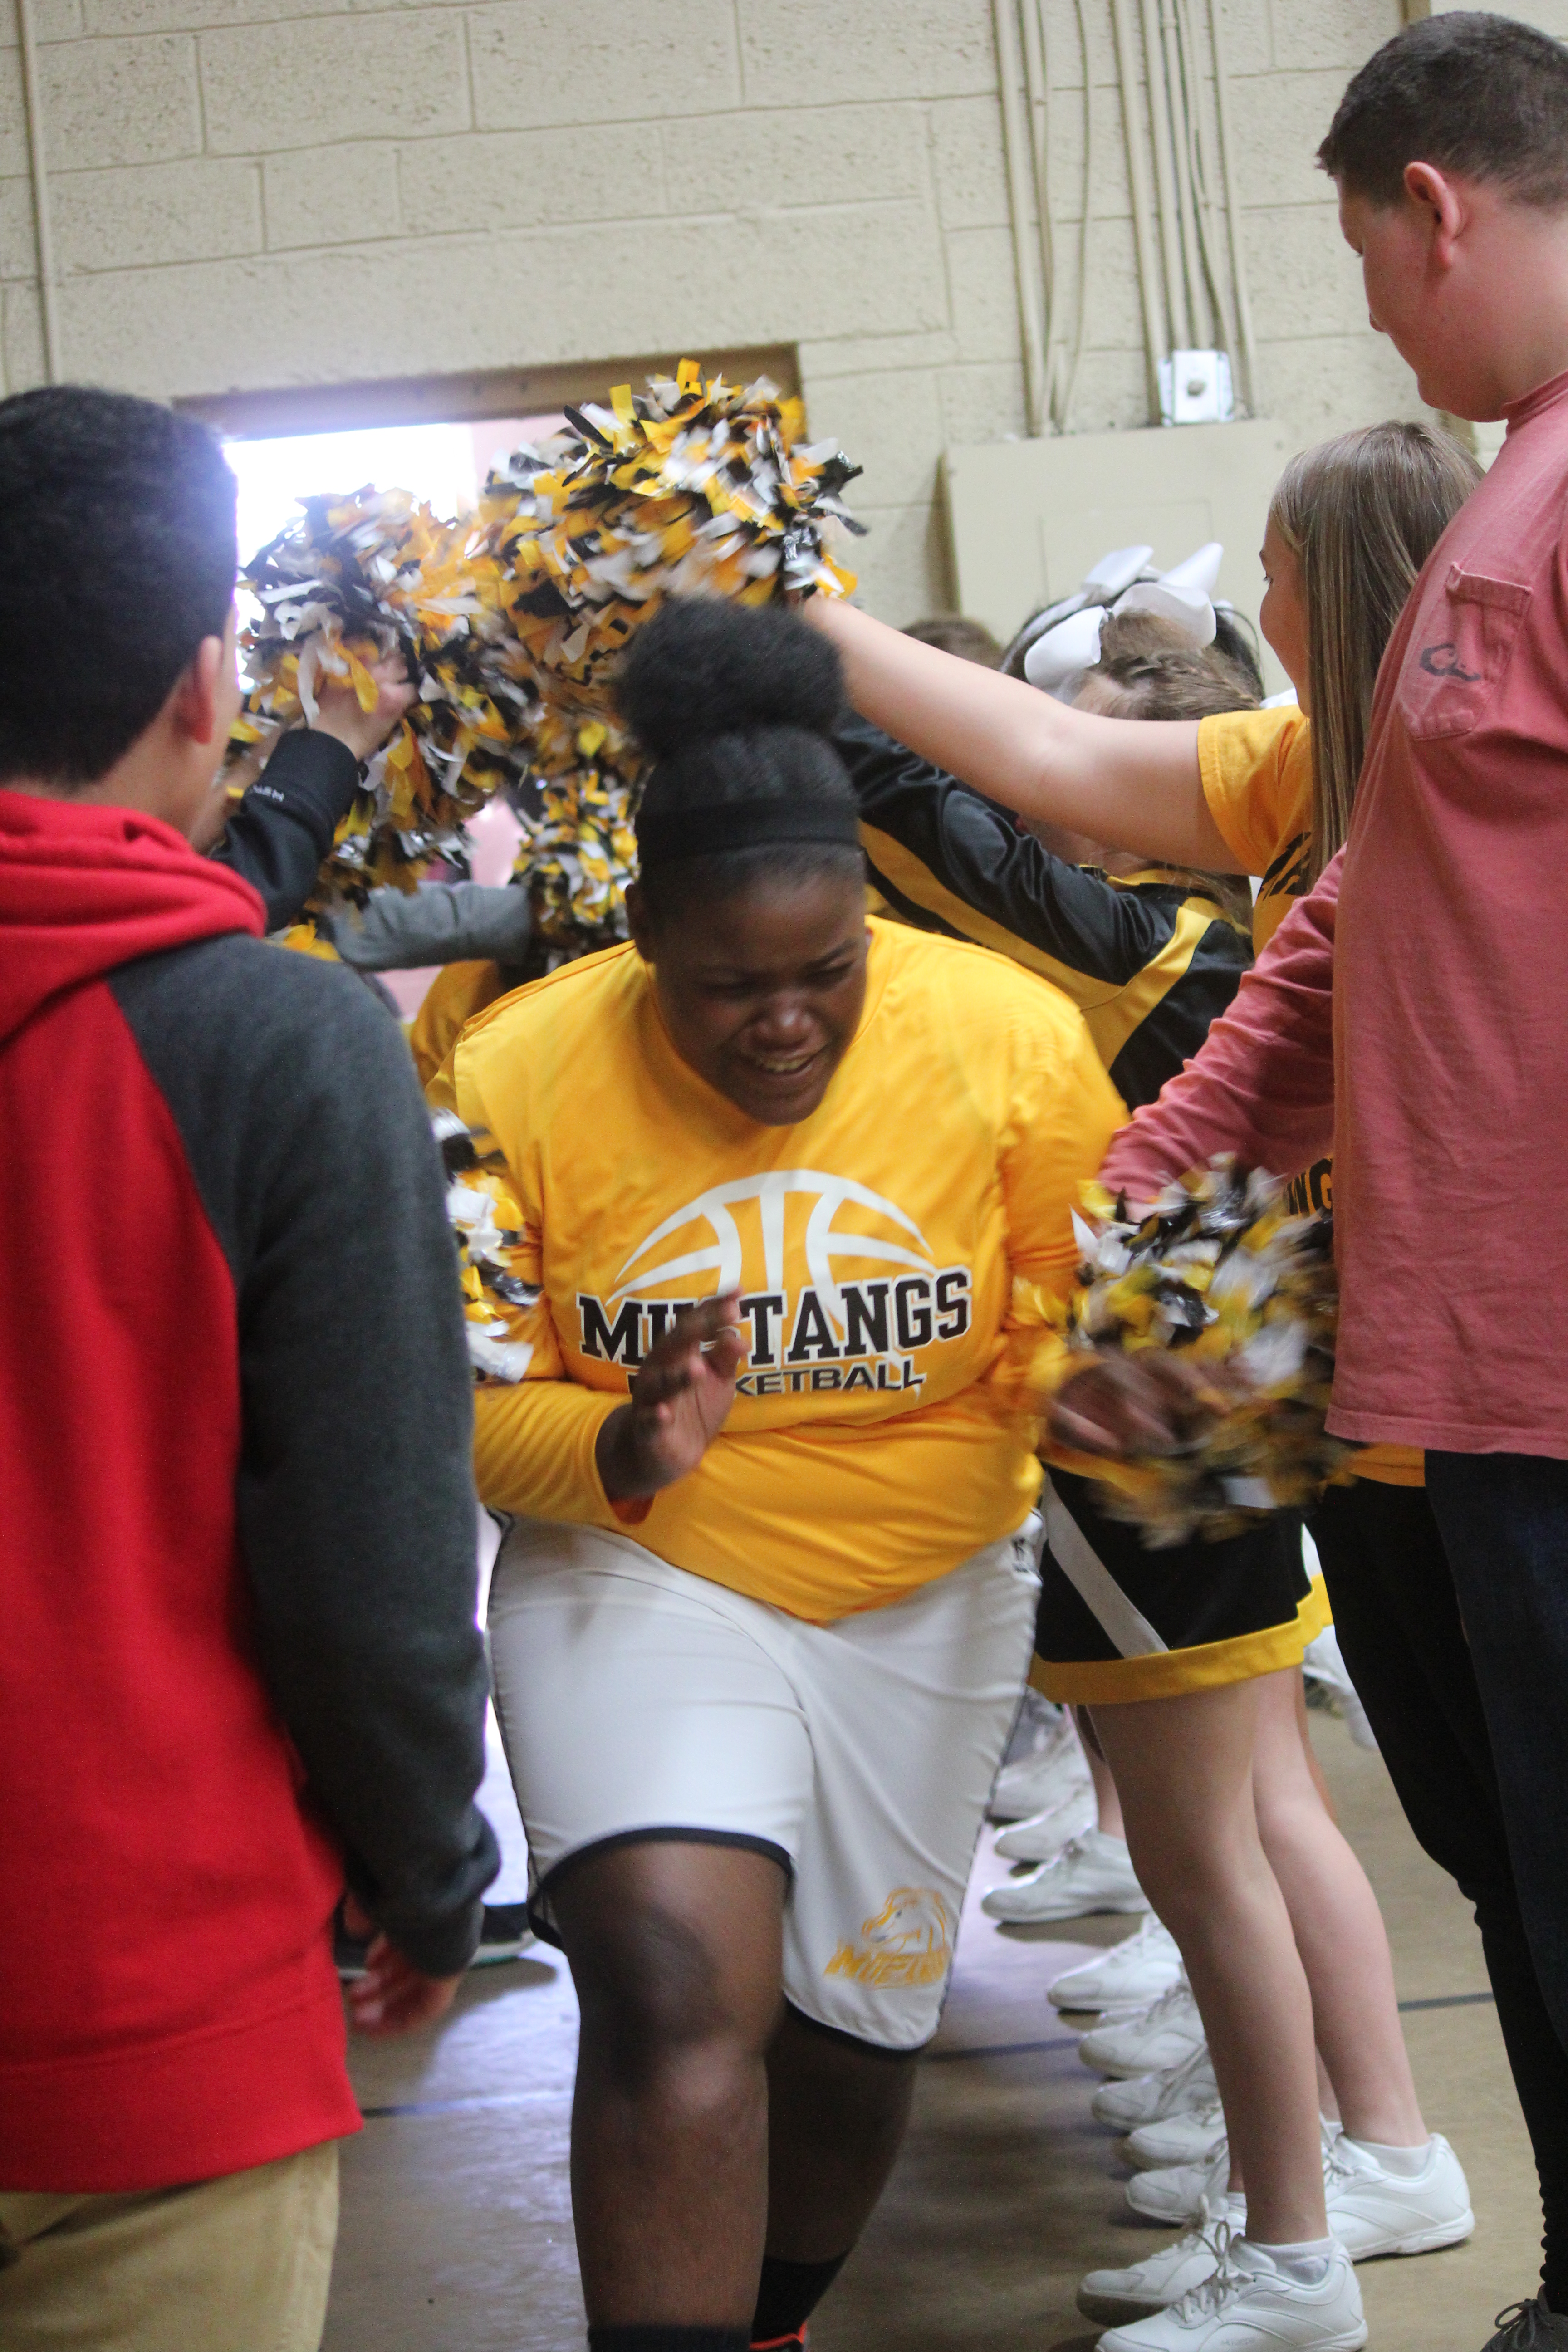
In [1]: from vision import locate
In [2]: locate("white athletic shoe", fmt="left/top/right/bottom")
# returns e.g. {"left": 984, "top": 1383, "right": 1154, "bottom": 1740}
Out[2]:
{"left": 994, "top": 1783, "right": 1099, "bottom": 1862}
{"left": 1079, "top": 2207, "right": 1243, "bottom": 2323}
{"left": 1000, "top": 1686, "right": 1061, "bottom": 1767}
{"left": 1050, "top": 1915, "right": 1185, "bottom": 2013}
{"left": 1127, "top": 2097, "right": 1229, "bottom": 2172}
{"left": 982, "top": 1830, "right": 1147, "bottom": 1924}
{"left": 1080, "top": 1979, "right": 1205, "bottom": 2078}
{"left": 1127, "top": 2144, "right": 1232, "bottom": 2225}
{"left": 1094, "top": 2234, "right": 1367, "bottom": 2350}
{"left": 1322, "top": 2132, "right": 1474, "bottom": 2257}
{"left": 988, "top": 1706, "right": 1091, "bottom": 1822}
{"left": 1127, "top": 2121, "right": 1356, "bottom": 2227}
{"left": 1092, "top": 2043, "right": 1219, "bottom": 2131}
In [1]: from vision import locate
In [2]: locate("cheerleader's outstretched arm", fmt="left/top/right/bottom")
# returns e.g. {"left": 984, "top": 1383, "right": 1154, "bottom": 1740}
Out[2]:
{"left": 808, "top": 595, "right": 1240, "bottom": 873}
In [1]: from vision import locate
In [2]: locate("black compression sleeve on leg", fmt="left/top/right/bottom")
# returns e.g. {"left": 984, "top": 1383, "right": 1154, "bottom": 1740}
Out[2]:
{"left": 588, "top": 2331, "right": 750, "bottom": 2352}
{"left": 750, "top": 2253, "right": 849, "bottom": 2344}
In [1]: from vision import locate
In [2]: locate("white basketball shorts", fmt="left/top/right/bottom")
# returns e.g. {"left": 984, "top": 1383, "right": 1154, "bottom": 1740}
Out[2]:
{"left": 487, "top": 1518, "right": 1039, "bottom": 2051}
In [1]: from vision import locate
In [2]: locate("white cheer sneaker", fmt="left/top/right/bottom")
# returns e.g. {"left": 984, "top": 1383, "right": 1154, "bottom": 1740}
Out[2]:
{"left": 1127, "top": 2144, "right": 1233, "bottom": 2225}
{"left": 1092, "top": 2042, "right": 1219, "bottom": 2132}
{"left": 981, "top": 1830, "right": 1147, "bottom": 1924}
{"left": 1080, "top": 1979, "right": 1205, "bottom": 2078}
{"left": 1127, "top": 2123, "right": 1339, "bottom": 2226}
{"left": 988, "top": 1705, "right": 1091, "bottom": 1822}
{"left": 1094, "top": 2234, "right": 1367, "bottom": 2351}
{"left": 993, "top": 1783, "right": 1098, "bottom": 1862}
{"left": 1050, "top": 1914, "right": 1185, "bottom": 2013}
{"left": 1122, "top": 2127, "right": 1472, "bottom": 2254}
{"left": 1127, "top": 2096, "right": 1228, "bottom": 2172}
{"left": 1080, "top": 2207, "right": 1244, "bottom": 2324}
{"left": 1322, "top": 2132, "right": 1474, "bottom": 2257}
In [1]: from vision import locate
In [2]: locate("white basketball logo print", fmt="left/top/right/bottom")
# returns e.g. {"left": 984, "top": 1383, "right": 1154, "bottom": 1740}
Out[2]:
{"left": 611, "top": 1168, "right": 935, "bottom": 1333}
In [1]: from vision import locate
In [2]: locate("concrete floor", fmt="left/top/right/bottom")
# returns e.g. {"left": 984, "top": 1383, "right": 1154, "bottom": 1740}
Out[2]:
{"left": 324, "top": 1710, "right": 1541, "bottom": 2352}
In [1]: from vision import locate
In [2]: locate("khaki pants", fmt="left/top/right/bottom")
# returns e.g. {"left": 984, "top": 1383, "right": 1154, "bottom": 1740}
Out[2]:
{"left": 0, "top": 2141, "right": 339, "bottom": 2352}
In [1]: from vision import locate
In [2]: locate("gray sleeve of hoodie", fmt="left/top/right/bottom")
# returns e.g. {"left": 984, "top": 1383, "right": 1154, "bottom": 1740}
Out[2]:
{"left": 322, "top": 880, "right": 534, "bottom": 973}
{"left": 109, "top": 933, "right": 498, "bottom": 1975}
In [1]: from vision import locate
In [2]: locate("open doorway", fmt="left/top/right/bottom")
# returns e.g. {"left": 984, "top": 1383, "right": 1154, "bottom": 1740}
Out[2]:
{"left": 222, "top": 413, "right": 563, "bottom": 1009}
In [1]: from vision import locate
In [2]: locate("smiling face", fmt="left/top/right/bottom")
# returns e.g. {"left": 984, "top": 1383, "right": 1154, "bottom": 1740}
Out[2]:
{"left": 629, "top": 867, "right": 871, "bottom": 1127}
{"left": 1259, "top": 515, "right": 1310, "bottom": 710}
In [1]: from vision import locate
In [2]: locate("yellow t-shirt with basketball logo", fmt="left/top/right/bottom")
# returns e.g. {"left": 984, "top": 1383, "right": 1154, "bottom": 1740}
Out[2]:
{"left": 1197, "top": 705, "right": 1421, "bottom": 1490}
{"left": 432, "top": 919, "right": 1125, "bottom": 1621}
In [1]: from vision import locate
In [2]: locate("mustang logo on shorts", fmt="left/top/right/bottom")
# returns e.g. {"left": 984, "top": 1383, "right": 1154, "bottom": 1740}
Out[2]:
{"left": 824, "top": 1886, "right": 953, "bottom": 1989}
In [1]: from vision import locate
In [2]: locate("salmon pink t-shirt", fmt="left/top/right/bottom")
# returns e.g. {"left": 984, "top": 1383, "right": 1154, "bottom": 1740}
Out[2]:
{"left": 1333, "top": 367, "right": 1568, "bottom": 1456}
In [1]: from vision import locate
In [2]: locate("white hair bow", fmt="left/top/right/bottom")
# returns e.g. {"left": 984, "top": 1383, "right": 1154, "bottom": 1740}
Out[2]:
{"left": 1019, "top": 543, "right": 1224, "bottom": 698}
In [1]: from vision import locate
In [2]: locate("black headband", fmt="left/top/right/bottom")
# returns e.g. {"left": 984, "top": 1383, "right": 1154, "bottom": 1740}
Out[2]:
{"left": 635, "top": 795, "right": 863, "bottom": 869}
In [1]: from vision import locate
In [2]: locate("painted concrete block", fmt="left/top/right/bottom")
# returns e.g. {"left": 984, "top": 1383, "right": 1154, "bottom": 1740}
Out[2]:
{"left": 1268, "top": 0, "right": 1401, "bottom": 73}
{"left": 796, "top": 327, "right": 958, "bottom": 380}
{"left": 669, "top": 102, "right": 927, "bottom": 216}
{"left": 201, "top": 15, "right": 470, "bottom": 153}
{"left": 54, "top": 195, "right": 949, "bottom": 399}
{"left": 0, "top": 51, "right": 25, "bottom": 179}
{"left": 929, "top": 94, "right": 1010, "bottom": 232}
{"left": 55, "top": 156, "right": 261, "bottom": 270}
{"left": 41, "top": 33, "right": 200, "bottom": 170}
{"left": 0, "top": 176, "right": 36, "bottom": 280}
{"left": 86, "top": 0, "right": 341, "bottom": 31}
{"left": 737, "top": 0, "right": 996, "bottom": 106}
{"left": 1228, "top": 67, "right": 1352, "bottom": 206}
{"left": 1242, "top": 201, "right": 1366, "bottom": 341}
{"left": 402, "top": 120, "right": 662, "bottom": 238}
{"left": 265, "top": 142, "right": 400, "bottom": 250}
{"left": 468, "top": 0, "right": 739, "bottom": 132}
{"left": 939, "top": 358, "right": 1028, "bottom": 447}
{"left": 804, "top": 365, "right": 943, "bottom": 509}
{"left": 843, "top": 498, "right": 951, "bottom": 624}
{"left": 945, "top": 223, "right": 1025, "bottom": 366}
{"left": 3, "top": 277, "right": 46, "bottom": 388}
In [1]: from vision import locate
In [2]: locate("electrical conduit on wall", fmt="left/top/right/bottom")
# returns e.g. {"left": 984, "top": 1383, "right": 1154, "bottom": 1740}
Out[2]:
{"left": 14, "top": 0, "right": 62, "bottom": 388}
{"left": 992, "top": 0, "right": 1095, "bottom": 437}
{"left": 991, "top": 0, "right": 1261, "bottom": 433}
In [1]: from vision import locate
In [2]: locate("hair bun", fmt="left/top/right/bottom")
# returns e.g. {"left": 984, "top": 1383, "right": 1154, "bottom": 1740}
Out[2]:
{"left": 616, "top": 597, "right": 844, "bottom": 760}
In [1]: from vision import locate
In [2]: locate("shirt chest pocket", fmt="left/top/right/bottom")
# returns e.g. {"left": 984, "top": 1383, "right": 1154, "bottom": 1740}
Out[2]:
{"left": 1397, "top": 564, "right": 1532, "bottom": 740}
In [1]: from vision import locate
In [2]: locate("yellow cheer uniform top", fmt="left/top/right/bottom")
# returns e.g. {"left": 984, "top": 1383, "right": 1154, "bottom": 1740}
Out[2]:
{"left": 1198, "top": 704, "right": 1313, "bottom": 956}
{"left": 433, "top": 917, "right": 1125, "bottom": 1622}
{"left": 1198, "top": 704, "right": 1420, "bottom": 1490}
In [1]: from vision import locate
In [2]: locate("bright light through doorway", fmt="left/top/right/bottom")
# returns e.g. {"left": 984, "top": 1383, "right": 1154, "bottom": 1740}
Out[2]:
{"left": 223, "top": 413, "right": 564, "bottom": 572}
{"left": 221, "top": 412, "right": 561, "bottom": 1012}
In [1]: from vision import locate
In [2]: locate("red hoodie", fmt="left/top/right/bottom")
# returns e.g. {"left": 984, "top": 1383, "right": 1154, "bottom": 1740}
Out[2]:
{"left": 0, "top": 792, "right": 358, "bottom": 2188}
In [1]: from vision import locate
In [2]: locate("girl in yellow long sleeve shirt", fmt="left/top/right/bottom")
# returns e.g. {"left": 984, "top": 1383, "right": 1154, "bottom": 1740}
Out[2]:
{"left": 437, "top": 600, "right": 1122, "bottom": 2352}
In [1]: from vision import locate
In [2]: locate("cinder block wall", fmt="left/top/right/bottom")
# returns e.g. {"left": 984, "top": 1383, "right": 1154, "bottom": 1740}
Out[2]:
{"left": 1, "top": 0, "right": 1440, "bottom": 620}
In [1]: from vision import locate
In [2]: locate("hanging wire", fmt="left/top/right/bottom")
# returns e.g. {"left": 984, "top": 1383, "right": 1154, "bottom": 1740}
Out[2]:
{"left": 992, "top": 0, "right": 1051, "bottom": 434}
{"left": 1139, "top": 0, "right": 1193, "bottom": 348}
{"left": 1173, "top": 0, "right": 1240, "bottom": 367}
{"left": 1206, "top": 0, "right": 1263, "bottom": 412}
{"left": 1109, "top": 0, "right": 1170, "bottom": 423}
{"left": 1060, "top": 0, "right": 1098, "bottom": 431}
